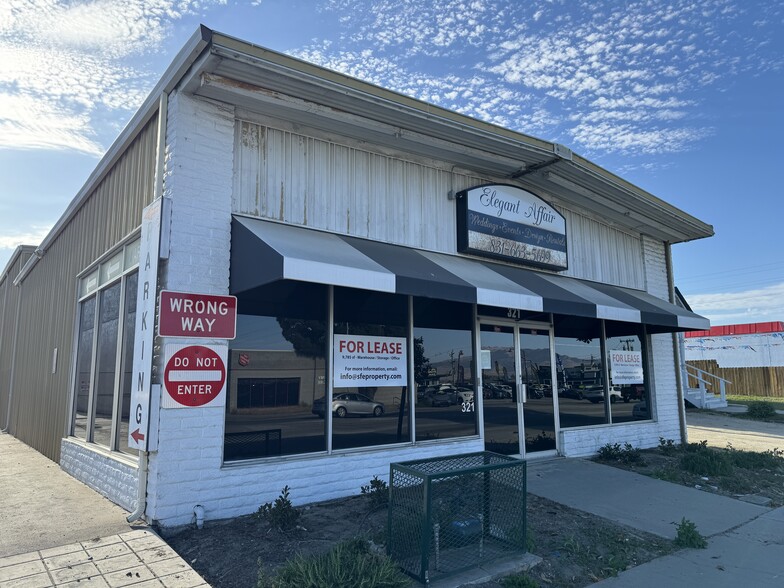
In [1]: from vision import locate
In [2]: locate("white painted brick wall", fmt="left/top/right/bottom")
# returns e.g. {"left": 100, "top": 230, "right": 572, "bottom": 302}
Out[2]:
{"left": 60, "top": 439, "right": 138, "bottom": 511}
{"left": 143, "top": 93, "right": 487, "bottom": 528}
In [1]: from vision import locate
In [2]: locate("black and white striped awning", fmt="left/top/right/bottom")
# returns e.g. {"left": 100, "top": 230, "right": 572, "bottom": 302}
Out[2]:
{"left": 230, "top": 216, "right": 709, "bottom": 332}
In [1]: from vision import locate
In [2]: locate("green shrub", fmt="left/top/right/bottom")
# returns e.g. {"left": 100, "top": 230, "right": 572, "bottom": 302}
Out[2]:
{"left": 597, "top": 442, "right": 645, "bottom": 465}
{"left": 746, "top": 401, "right": 776, "bottom": 420}
{"left": 501, "top": 573, "right": 539, "bottom": 588}
{"left": 258, "top": 538, "right": 410, "bottom": 588}
{"left": 725, "top": 445, "right": 784, "bottom": 470}
{"left": 679, "top": 450, "right": 733, "bottom": 477}
{"left": 361, "top": 475, "right": 389, "bottom": 509}
{"left": 673, "top": 518, "right": 707, "bottom": 549}
{"left": 658, "top": 437, "right": 679, "bottom": 456}
{"left": 258, "top": 486, "right": 300, "bottom": 531}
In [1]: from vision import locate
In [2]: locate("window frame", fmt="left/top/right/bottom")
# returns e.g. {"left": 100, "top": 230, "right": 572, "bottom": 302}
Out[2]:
{"left": 70, "top": 238, "right": 140, "bottom": 453}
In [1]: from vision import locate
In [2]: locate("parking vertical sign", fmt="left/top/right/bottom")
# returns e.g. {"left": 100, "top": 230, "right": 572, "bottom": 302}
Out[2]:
{"left": 128, "top": 200, "right": 162, "bottom": 451}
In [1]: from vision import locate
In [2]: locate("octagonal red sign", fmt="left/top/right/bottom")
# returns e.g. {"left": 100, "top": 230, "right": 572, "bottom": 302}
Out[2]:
{"left": 163, "top": 345, "right": 226, "bottom": 407}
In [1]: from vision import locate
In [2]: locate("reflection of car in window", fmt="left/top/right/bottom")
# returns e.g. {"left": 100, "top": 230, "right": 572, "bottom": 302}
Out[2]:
{"left": 632, "top": 401, "right": 649, "bottom": 420}
{"left": 585, "top": 386, "right": 622, "bottom": 404}
{"left": 425, "top": 386, "right": 458, "bottom": 407}
{"left": 312, "top": 393, "right": 384, "bottom": 418}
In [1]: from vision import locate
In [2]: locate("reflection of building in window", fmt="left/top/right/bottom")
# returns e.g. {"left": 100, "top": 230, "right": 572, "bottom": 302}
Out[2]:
{"left": 228, "top": 347, "right": 324, "bottom": 415}
{"left": 237, "top": 377, "right": 300, "bottom": 409}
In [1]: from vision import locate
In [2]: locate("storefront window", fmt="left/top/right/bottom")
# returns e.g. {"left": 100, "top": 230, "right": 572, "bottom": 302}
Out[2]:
{"left": 554, "top": 317, "right": 608, "bottom": 428}
{"left": 413, "top": 298, "right": 476, "bottom": 441}
{"left": 73, "top": 296, "right": 96, "bottom": 440}
{"left": 116, "top": 273, "right": 138, "bottom": 454}
{"left": 332, "top": 287, "right": 409, "bottom": 450}
{"left": 70, "top": 239, "right": 139, "bottom": 451}
{"left": 225, "top": 282, "right": 327, "bottom": 460}
{"left": 92, "top": 282, "right": 122, "bottom": 447}
{"left": 606, "top": 324, "right": 650, "bottom": 423}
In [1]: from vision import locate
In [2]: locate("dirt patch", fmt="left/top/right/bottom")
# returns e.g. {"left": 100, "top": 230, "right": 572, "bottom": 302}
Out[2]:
{"left": 162, "top": 492, "right": 673, "bottom": 588}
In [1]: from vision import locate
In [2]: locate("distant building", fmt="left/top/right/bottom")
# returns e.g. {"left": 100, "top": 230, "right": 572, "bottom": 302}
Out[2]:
{"left": 685, "top": 322, "right": 784, "bottom": 396}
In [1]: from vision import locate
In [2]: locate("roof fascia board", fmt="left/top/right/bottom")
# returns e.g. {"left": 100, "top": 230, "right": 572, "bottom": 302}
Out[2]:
{"left": 14, "top": 26, "right": 213, "bottom": 285}
{"left": 207, "top": 31, "right": 712, "bottom": 242}
{"left": 209, "top": 32, "right": 555, "bottom": 156}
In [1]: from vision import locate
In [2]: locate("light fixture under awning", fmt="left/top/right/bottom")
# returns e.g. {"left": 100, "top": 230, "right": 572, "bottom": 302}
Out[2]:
{"left": 230, "top": 216, "right": 709, "bottom": 332}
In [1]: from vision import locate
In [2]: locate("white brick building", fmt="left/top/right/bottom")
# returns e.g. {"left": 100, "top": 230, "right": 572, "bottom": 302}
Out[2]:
{"left": 0, "top": 27, "right": 712, "bottom": 527}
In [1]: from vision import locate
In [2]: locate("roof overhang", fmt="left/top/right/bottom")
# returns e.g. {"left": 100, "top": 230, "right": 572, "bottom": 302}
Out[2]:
{"left": 182, "top": 29, "right": 713, "bottom": 245}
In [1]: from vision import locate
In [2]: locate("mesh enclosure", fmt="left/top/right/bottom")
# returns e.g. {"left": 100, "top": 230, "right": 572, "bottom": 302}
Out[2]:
{"left": 388, "top": 452, "right": 527, "bottom": 585}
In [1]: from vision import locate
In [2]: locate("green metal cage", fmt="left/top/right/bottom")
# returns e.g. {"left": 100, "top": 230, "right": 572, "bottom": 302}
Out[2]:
{"left": 388, "top": 452, "right": 527, "bottom": 585}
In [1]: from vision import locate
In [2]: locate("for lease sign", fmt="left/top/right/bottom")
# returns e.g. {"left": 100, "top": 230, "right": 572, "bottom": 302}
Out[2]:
{"left": 158, "top": 291, "right": 237, "bottom": 339}
{"left": 610, "top": 350, "right": 644, "bottom": 385}
{"left": 333, "top": 335, "right": 407, "bottom": 388}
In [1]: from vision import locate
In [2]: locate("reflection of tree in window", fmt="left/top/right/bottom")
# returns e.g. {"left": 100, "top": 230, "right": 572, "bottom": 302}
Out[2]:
{"left": 276, "top": 318, "right": 325, "bottom": 358}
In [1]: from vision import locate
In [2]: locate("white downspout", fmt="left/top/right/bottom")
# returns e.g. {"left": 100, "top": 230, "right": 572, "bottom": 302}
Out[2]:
{"left": 127, "top": 91, "right": 168, "bottom": 524}
{"left": 665, "top": 242, "right": 688, "bottom": 445}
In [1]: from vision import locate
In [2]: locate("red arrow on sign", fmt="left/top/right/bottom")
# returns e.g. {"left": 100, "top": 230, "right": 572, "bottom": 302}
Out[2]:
{"left": 130, "top": 429, "right": 145, "bottom": 443}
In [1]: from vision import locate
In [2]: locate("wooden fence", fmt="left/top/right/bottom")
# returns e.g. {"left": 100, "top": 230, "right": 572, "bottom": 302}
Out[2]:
{"left": 686, "top": 360, "right": 784, "bottom": 398}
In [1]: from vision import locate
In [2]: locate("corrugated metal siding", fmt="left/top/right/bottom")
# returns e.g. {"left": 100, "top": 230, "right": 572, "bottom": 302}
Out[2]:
{"left": 233, "top": 119, "right": 644, "bottom": 288}
{"left": 6, "top": 115, "right": 158, "bottom": 462}
{"left": 0, "top": 251, "right": 33, "bottom": 428}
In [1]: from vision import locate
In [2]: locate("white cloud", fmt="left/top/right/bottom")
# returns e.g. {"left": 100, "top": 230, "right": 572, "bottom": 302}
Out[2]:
{"left": 0, "top": 225, "right": 52, "bottom": 250}
{"left": 0, "top": 0, "right": 220, "bottom": 154}
{"left": 686, "top": 282, "right": 784, "bottom": 325}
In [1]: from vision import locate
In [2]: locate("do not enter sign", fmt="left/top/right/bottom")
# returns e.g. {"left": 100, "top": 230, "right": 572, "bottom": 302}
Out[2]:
{"left": 163, "top": 344, "right": 227, "bottom": 408}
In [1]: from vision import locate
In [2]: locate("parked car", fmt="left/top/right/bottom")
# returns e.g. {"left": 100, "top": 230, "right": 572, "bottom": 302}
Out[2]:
{"left": 585, "top": 386, "right": 623, "bottom": 404}
{"left": 312, "top": 393, "right": 384, "bottom": 418}
{"left": 456, "top": 387, "right": 474, "bottom": 403}
{"left": 425, "top": 386, "right": 458, "bottom": 407}
{"left": 559, "top": 386, "right": 586, "bottom": 400}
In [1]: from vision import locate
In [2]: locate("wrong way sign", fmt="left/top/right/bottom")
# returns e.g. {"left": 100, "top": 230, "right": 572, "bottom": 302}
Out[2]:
{"left": 162, "top": 344, "right": 227, "bottom": 409}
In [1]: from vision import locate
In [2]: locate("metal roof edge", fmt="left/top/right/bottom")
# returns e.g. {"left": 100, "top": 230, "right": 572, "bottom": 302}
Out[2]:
{"left": 569, "top": 156, "right": 714, "bottom": 240}
{"left": 208, "top": 31, "right": 713, "bottom": 242}
{"left": 14, "top": 26, "right": 213, "bottom": 286}
{"left": 1, "top": 245, "right": 37, "bottom": 287}
{"left": 209, "top": 31, "right": 555, "bottom": 154}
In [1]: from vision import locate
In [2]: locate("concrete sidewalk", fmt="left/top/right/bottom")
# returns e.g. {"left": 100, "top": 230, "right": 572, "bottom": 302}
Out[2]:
{"left": 0, "top": 432, "right": 208, "bottom": 587}
{"left": 528, "top": 459, "right": 782, "bottom": 587}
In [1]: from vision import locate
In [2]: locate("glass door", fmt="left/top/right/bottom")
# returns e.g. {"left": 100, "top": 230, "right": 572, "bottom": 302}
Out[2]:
{"left": 480, "top": 322, "right": 557, "bottom": 457}
{"left": 519, "top": 328, "right": 557, "bottom": 454}
{"left": 480, "top": 324, "right": 519, "bottom": 455}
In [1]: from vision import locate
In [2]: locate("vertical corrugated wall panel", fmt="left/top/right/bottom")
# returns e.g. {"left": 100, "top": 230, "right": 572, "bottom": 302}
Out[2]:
{"left": 7, "top": 115, "right": 158, "bottom": 462}
{"left": 233, "top": 119, "right": 644, "bottom": 290}
{"left": 0, "top": 252, "right": 32, "bottom": 428}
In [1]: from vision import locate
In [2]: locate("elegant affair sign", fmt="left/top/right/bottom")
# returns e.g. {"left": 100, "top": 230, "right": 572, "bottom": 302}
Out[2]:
{"left": 457, "top": 184, "right": 567, "bottom": 270}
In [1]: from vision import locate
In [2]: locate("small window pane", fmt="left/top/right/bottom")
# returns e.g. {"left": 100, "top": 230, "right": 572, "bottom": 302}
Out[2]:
{"left": 81, "top": 270, "right": 100, "bottom": 298}
{"left": 605, "top": 324, "right": 650, "bottom": 423}
{"left": 116, "top": 272, "right": 138, "bottom": 455}
{"left": 100, "top": 252, "right": 124, "bottom": 285}
{"left": 554, "top": 317, "right": 607, "bottom": 428}
{"left": 225, "top": 282, "right": 327, "bottom": 460}
{"left": 73, "top": 297, "right": 96, "bottom": 440}
{"left": 124, "top": 239, "right": 141, "bottom": 270}
{"left": 332, "top": 287, "right": 409, "bottom": 450}
{"left": 413, "top": 298, "right": 476, "bottom": 442}
{"left": 92, "top": 282, "right": 122, "bottom": 447}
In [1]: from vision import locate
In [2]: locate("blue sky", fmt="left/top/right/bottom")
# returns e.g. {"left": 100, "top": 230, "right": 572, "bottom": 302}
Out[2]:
{"left": 1, "top": 0, "right": 782, "bottom": 325}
